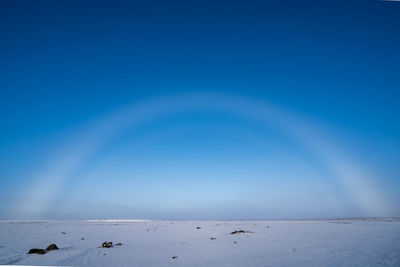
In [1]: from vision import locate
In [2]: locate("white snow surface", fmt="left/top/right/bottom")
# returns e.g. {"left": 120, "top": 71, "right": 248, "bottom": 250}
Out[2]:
{"left": 0, "top": 219, "right": 399, "bottom": 266}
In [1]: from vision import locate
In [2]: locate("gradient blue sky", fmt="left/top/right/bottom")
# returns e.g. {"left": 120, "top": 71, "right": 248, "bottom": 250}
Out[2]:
{"left": 0, "top": 0, "right": 399, "bottom": 220}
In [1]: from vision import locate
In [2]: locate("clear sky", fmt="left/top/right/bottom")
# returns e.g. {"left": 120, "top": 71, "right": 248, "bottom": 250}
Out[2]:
{"left": 0, "top": 0, "right": 399, "bottom": 220}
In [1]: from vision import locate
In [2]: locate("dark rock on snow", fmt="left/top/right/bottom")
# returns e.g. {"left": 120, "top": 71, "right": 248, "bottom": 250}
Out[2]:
{"left": 46, "top": 244, "right": 59, "bottom": 251}
{"left": 102, "top": 241, "right": 113, "bottom": 248}
{"left": 28, "top": 248, "right": 47, "bottom": 254}
{"left": 230, "top": 230, "right": 253, "bottom": 234}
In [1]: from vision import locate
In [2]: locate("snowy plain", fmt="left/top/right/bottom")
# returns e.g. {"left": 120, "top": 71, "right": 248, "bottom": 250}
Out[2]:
{"left": 0, "top": 219, "right": 399, "bottom": 266}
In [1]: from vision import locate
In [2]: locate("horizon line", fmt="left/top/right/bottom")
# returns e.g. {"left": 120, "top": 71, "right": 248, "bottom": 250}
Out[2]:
{"left": 1, "top": 217, "right": 399, "bottom": 223}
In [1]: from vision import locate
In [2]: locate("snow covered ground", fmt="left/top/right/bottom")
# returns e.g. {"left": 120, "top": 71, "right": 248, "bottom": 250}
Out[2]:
{"left": 0, "top": 219, "right": 399, "bottom": 266}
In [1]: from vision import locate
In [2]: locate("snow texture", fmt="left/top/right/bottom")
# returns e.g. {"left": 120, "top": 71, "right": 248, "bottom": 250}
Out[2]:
{"left": 0, "top": 219, "right": 399, "bottom": 266}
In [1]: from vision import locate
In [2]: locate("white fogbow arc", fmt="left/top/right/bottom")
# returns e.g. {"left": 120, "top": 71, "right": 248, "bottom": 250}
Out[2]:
{"left": 18, "top": 92, "right": 390, "bottom": 218}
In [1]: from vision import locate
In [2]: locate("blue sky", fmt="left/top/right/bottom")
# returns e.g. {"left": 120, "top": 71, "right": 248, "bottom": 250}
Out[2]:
{"left": 0, "top": 0, "right": 399, "bottom": 219}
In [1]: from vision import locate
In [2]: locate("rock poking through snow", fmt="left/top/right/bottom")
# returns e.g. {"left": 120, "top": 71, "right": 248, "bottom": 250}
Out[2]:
{"left": 27, "top": 248, "right": 46, "bottom": 255}
{"left": 45, "top": 244, "right": 59, "bottom": 251}
{"left": 102, "top": 241, "right": 113, "bottom": 248}
{"left": 230, "top": 230, "right": 253, "bottom": 234}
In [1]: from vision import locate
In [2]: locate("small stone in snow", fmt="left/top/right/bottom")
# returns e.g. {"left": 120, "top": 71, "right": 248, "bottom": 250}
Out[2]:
{"left": 230, "top": 230, "right": 253, "bottom": 234}
{"left": 46, "top": 244, "right": 59, "bottom": 251}
{"left": 28, "top": 248, "right": 46, "bottom": 254}
{"left": 102, "top": 241, "right": 113, "bottom": 248}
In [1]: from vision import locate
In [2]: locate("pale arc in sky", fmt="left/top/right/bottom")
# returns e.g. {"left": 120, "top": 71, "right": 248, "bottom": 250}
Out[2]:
{"left": 16, "top": 92, "right": 392, "bottom": 218}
